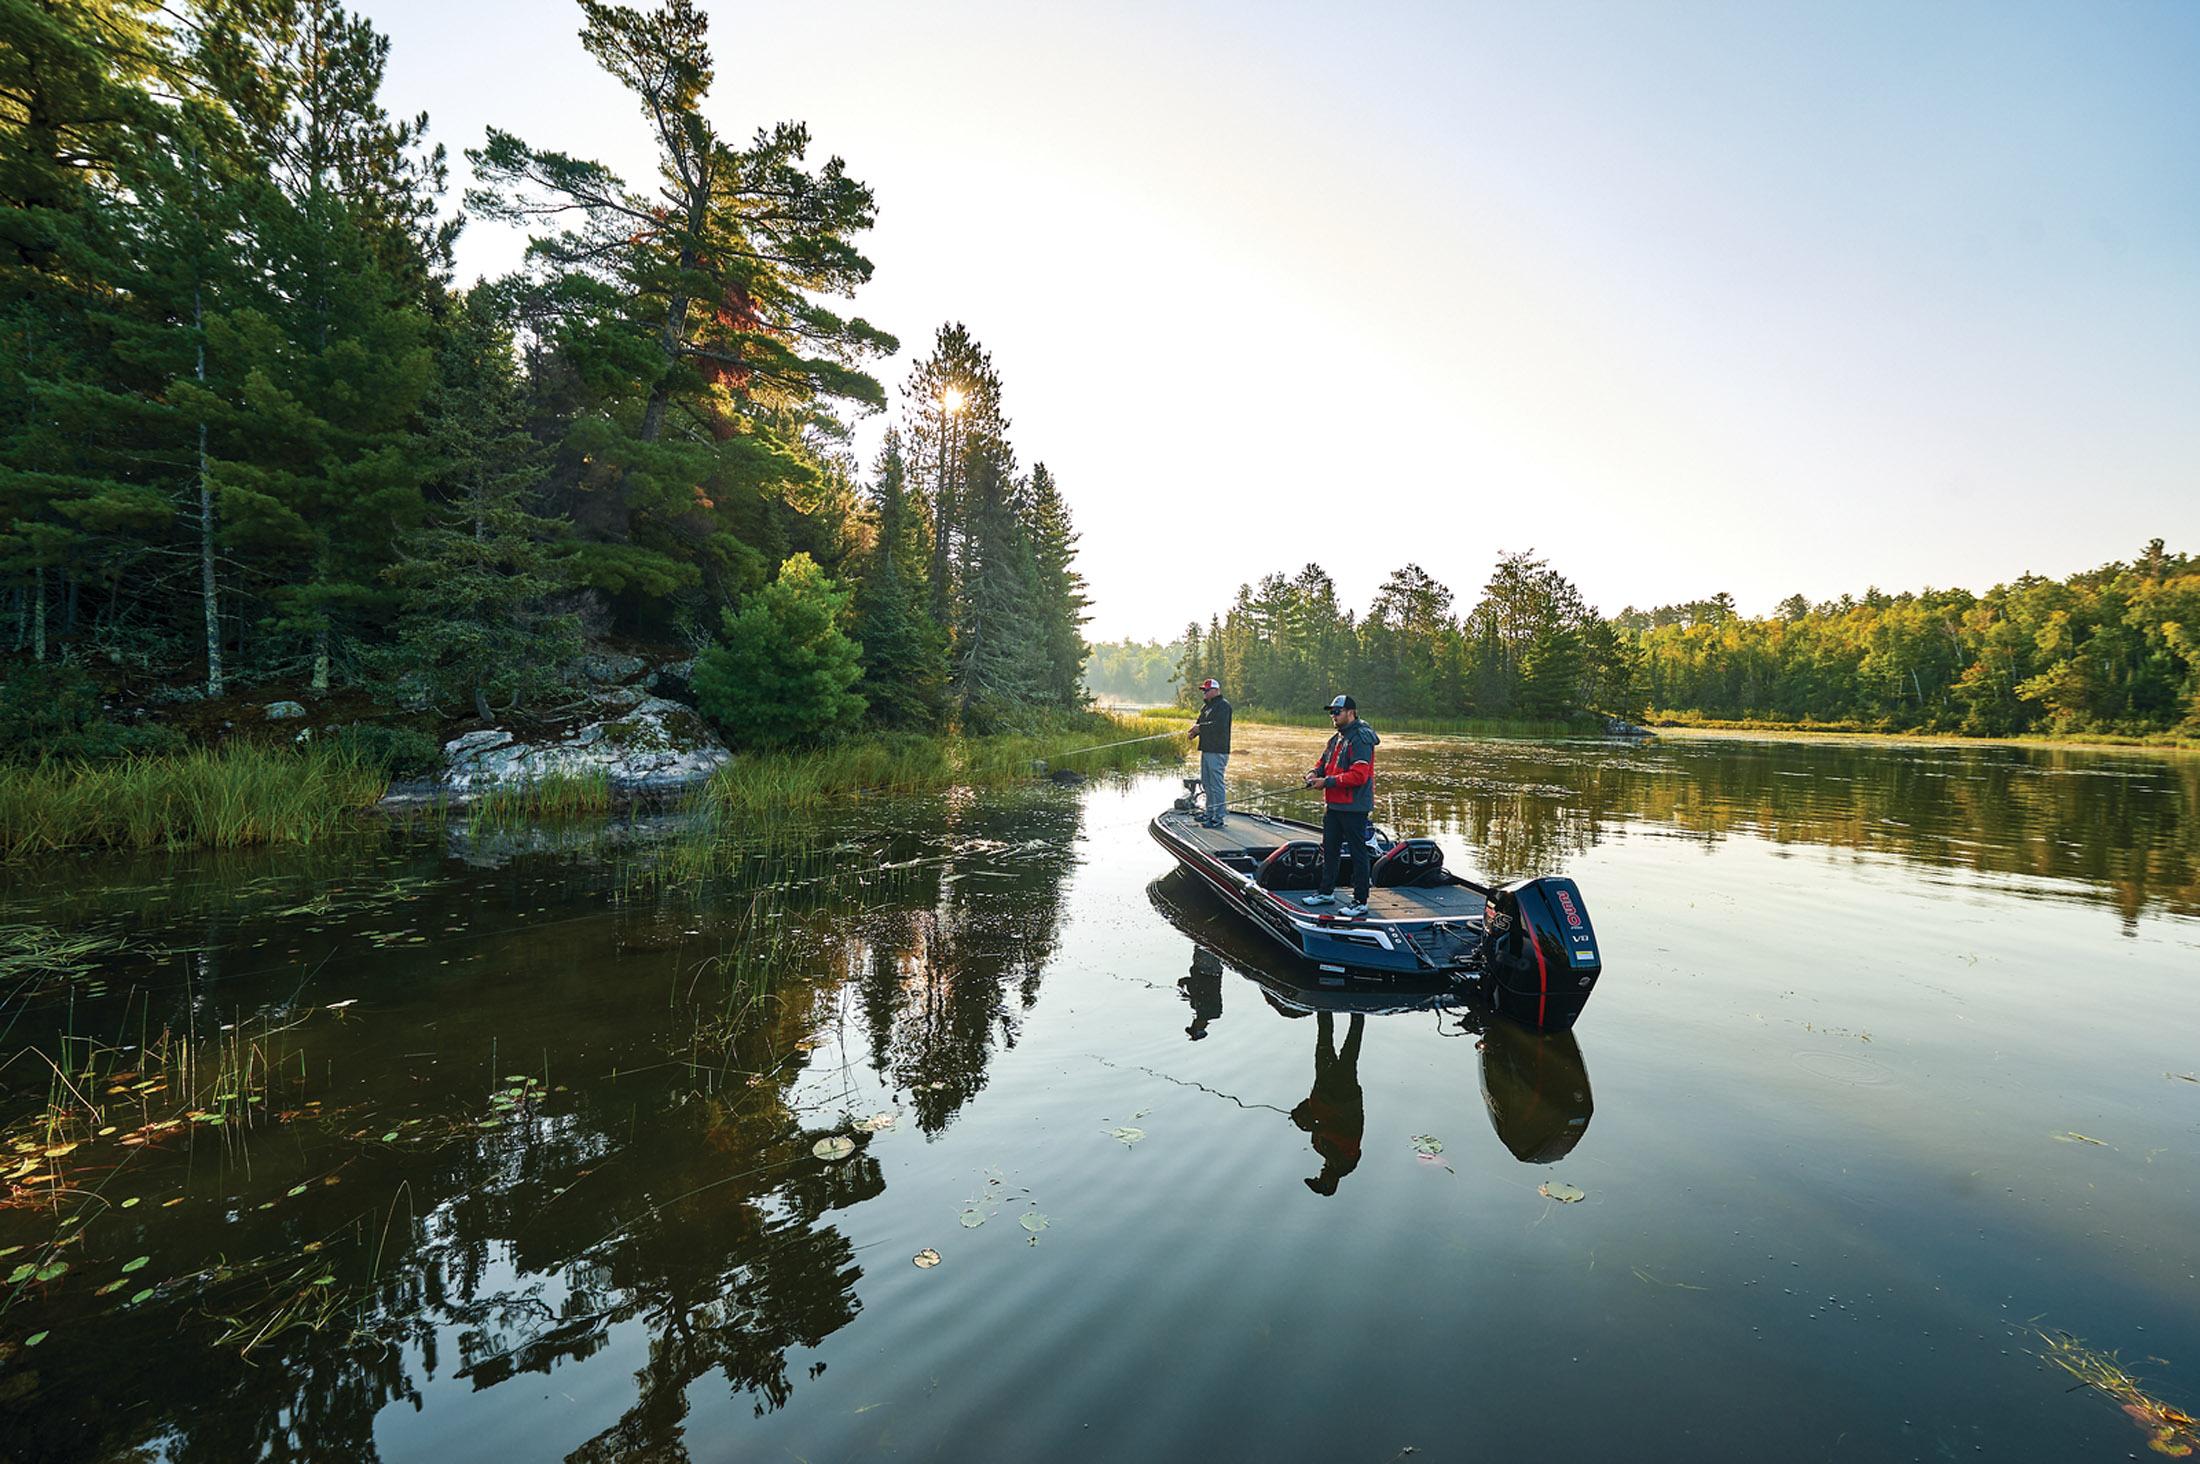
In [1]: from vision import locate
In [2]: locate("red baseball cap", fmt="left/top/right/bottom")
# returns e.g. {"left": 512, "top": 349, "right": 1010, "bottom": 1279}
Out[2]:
{"left": 1199, "top": 679, "right": 1220, "bottom": 690}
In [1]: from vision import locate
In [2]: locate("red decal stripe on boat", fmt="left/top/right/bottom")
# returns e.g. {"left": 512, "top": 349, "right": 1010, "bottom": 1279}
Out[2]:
{"left": 1525, "top": 913, "right": 1550, "bottom": 1025}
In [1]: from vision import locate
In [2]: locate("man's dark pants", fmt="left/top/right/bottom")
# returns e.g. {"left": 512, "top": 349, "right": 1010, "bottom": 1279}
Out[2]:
{"left": 1318, "top": 809, "right": 1372, "bottom": 903}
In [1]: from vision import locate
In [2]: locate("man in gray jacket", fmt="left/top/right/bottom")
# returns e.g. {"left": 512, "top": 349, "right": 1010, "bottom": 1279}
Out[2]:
{"left": 1188, "top": 678, "right": 1231, "bottom": 826}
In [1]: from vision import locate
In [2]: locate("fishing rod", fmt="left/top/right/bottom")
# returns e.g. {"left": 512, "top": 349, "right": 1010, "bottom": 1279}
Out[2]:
{"left": 1039, "top": 729, "right": 1184, "bottom": 763}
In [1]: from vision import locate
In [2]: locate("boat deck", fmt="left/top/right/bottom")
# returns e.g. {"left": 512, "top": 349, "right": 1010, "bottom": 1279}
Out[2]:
{"left": 1154, "top": 808, "right": 1486, "bottom": 922}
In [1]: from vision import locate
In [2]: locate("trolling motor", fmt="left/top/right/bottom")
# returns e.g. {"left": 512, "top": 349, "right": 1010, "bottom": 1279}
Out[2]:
{"left": 1480, "top": 877, "right": 1602, "bottom": 1032}
{"left": 1171, "top": 777, "right": 1204, "bottom": 814}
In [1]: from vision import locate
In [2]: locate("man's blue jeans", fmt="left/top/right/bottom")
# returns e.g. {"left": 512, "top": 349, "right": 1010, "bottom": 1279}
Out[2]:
{"left": 1200, "top": 751, "right": 1229, "bottom": 820}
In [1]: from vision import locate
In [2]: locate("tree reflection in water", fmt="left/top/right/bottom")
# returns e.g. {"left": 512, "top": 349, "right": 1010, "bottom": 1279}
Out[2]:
{"left": 1389, "top": 735, "right": 2200, "bottom": 925}
{"left": 0, "top": 791, "right": 1087, "bottom": 1463}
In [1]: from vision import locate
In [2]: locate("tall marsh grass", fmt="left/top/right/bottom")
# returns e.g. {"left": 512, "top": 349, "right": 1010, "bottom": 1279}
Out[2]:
{"left": 695, "top": 711, "right": 1183, "bottom": 823}
{"left": 462, "top": 769, "right": 614, "bottom": 831}
{"left": 0, "top": 745, "right": 389, "bottom": 859}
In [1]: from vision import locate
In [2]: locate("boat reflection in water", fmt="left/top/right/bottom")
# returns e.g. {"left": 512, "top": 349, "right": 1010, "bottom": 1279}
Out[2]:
{"left": 1148, "top": 869, "right": 1594, "bottom": 1181}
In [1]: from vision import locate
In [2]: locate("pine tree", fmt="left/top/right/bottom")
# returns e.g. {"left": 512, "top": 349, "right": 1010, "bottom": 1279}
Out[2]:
{"left": 467, "top": 0, "right": 895, "bottom": 623}
{"left": 900, "top": 323, "right": 1002, "bottom": 628}
{"left": 0, "top": 0, "right": 175, "bottom": 663}
{"left": 170, "top": 0, "right": 450, "bottom": 690}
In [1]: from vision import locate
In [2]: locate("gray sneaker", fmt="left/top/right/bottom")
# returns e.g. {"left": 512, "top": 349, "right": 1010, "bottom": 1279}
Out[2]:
{"left": 1337, "top": 901, "right": 1370, "bottom": 918}
{"left": 1300, "top": 893, "right": 1335, "bottom": 907}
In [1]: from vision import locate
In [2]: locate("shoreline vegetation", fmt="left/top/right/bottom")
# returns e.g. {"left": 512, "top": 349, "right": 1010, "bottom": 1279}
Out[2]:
{"left": 1229, "top": 707, "right": 1606, "bottom": 739}
{"left": 0, "top": 712, "right": 1184, "bottom": 860}
{"left": 15, "top": 699, "right": 2195, "bottom": 864}
{"left": 1112, "top": 542, "right": 2200, "bottom": 747}
{"left": 1640, "top": 713, "right": 2200, "bottom": 754}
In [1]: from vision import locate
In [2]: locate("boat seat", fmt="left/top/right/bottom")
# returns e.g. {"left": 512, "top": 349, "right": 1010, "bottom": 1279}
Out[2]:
{"left": 1372, "top": 837, "right": 1446, "bottom": 887}
{"left": 1256, "top": 841, "right": 1324, "bottom": 891}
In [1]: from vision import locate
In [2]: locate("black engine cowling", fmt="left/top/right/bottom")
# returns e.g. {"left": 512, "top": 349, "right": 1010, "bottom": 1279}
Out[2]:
{"left": 1481, "top": 877, "right": 1601, "bottom": 1031}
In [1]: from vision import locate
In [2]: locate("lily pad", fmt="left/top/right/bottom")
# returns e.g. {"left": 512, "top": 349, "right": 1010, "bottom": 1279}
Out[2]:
{"left": 1109, "top": 1127, "right": 1146, "bottom": 1146}
{"left": 34, "top": 1261, "right": 68, "bottom": 1282}
{"left": 856, "top": 1112, "right": 899, "bottom": 1133}
{"left": 120, "top": 1256, "right": 149, "bottom": 1274}
{"left": 1019, "top": 1211, "right": 1050, "bottom": 1233}
{"left": 24, "top": 1332, "right": 46, "bottom": 1348}
{"left": 912, "top": 1248, "right": 941, "bottom": 1269}
{"left": 959, "top": 1208, "right": 988, "bottom": 1228}
{"left": 812, "top": 1135, "right": 856, "bottom": 1162}
{"left": 128, "top": 1288, "right": 154, "bottom": 1305}
{"left": 1409, "top": 1134, "right": 1445, "bottom": 1157}
{"left": 1539, "top": 1181, "right": 1586, "bottom": 1204}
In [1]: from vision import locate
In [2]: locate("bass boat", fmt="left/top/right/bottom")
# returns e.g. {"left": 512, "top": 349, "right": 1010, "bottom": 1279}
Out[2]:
{"left": 1148, "top": 779, "right": 1604, "bottom": 1031}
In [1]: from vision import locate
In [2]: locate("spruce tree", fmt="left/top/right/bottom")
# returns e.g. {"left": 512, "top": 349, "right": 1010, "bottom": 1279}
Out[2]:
{"left": 949, "top": 438, "right": 1043, "bottom": 726}
{"left": 850, "top": 428, "right": 947, "bottom": 727}
{"left": 383, "top": 291, "right": 580, "bottom": 719}
{"left": 1024, "top": 462, "right": 1090, "bottom": 708}
{"left": 1176, "top": 621, "right": 1203, "bottom": 705}
{"left": 692, "top": 552, "right": 867, "bottom": 746}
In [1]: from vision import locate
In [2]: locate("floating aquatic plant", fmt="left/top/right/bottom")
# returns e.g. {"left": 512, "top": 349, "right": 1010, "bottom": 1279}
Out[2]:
{"left": 2039, "top": 1330, "right": 2199, "bottom": 1457}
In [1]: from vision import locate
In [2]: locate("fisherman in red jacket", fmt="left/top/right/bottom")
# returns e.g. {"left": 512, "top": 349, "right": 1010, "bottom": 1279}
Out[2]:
{"left": 1301, "top": 694, "right": 1380, "bottom": 917}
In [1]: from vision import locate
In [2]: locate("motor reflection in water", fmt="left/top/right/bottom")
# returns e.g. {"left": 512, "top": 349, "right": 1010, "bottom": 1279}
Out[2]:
{"left": 1147, "top": 869, "right": 1595, "bottom": 1183}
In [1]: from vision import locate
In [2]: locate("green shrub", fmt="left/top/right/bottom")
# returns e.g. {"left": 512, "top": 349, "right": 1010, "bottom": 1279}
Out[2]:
{"left": 325, "top": 723, "right": 442, "bottom": 777}
{"left": 0, "top": 662, "right": 186, "bottom": 762}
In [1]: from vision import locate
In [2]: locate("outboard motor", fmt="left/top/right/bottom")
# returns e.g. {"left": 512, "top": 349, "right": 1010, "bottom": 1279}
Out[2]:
{"left": 1481, "top": 877, "right": 1601, "bottom": 1031}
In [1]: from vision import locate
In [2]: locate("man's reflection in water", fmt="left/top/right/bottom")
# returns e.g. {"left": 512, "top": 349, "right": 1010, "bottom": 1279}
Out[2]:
{"left": 1289, "top": 1011, "right": 1366, "bottom": 1195}
{"left": 1180, "top": 948, "right": 1223, "bottom": 1040}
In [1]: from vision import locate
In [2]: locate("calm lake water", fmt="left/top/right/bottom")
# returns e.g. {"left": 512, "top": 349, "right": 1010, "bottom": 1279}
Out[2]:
{"left": 2, "top": 727, "right": 2196, "bottom": 1463}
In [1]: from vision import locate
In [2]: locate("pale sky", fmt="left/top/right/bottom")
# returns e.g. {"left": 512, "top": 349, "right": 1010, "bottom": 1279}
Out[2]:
{"left": 371, "top": 0, "right": 2200, "bottom": 641}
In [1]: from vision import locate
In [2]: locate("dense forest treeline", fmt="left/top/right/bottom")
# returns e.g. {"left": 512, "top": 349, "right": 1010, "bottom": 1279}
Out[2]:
{"left": 1142, "top": 542, "right": 2200, "bottom": 740}
{"left": 2, "top": 0, "right": 1088, "bottom": 759}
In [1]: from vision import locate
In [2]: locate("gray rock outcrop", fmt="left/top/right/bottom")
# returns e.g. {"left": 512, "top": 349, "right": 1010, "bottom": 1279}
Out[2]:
{"left": 439, "top": 695, "right": 730, "bottom": 797}
{"left": 580, "top": 651, "right": 647, "bottom": 686}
